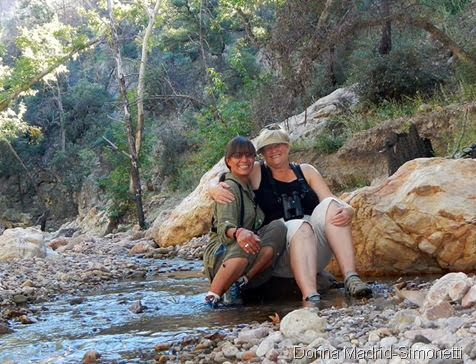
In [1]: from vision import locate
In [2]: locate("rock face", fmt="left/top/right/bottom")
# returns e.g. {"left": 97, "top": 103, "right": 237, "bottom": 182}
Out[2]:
{"left": 74, "top": 178, "right": 111, "bottom": 236}
{"left": 335, "top": 158, "right": 476, "bottom": 276}
{"left": 0, "top": 227, "right": 47, "bottom": 260}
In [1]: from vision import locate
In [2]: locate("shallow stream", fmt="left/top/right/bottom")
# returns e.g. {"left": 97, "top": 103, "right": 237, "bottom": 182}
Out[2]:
{"left": 0, "top": 258, "right": 388, "bottom": 363}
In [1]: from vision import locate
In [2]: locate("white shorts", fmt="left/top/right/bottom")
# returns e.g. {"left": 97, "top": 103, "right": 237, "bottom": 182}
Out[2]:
{"left": 271, "top": 197, "right": 347, "bottom": 278}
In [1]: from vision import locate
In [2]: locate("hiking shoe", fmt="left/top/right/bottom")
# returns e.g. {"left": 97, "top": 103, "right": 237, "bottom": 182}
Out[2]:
{"left": 305, "top": 292, "right": 321, "bottom": 302}
{"left": 204, "top": 294, "right": 220, "bottom": 309}
{"left": 222, "top": 282, "right": 243, "bottom": 306}
{"left": 344, "top": 274, "right": 372, "bottom": 298}
{"left": 303, "top": 292, "right": 321, "bottom": 307}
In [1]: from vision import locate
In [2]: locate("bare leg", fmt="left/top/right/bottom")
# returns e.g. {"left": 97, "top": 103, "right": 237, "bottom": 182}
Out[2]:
{"left": 325, "top": 201, "right": 356, "bottom": 276}
{"left": 289, "top": 222, "right": 318, "bottom": 300}
{"left": 210, "top": 258, "right": 247, "bottom": 296}
{"left": 245, "top": 246, "right": 273, "bottom": 281}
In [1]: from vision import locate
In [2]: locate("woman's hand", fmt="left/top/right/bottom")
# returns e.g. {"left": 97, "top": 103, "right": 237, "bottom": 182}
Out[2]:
{"left": 329, "top": 206, "right": 354, "bottom": 226}
{"left": 237, "top": 229, "right": 261, "bottom": 255}
{"left": 210, "top": 182, "right": 235, "bottom": 204}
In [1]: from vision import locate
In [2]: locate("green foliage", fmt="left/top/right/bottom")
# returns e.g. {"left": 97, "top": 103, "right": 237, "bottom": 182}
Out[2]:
{"left": 157, "top": 126, "right": 189, "bottom": 177}
{"left": 338, "top": 174, "right": 369, "bottom": 193}
{"left": 350, "top": 46, "right": 447, "bottom": 104}
{"left": 419, "top": 0, "right": 471, "bottom": 16}
{"left": 49, "top": 144, "right": 98, "bottom": 190}
{"left": 313, "top": 133, "right": 347, "bottom": 155}
{"left": 98, "top": 121, "right": 133, "bottom": 218}
{"left": 195, "top": 99, "right": 253, "bottom": 169}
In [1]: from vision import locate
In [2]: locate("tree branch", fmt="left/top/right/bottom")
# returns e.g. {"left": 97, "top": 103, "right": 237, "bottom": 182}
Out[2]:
{"left": 0, "top": 37, "right": 101, "bottom": 112}
{"left": 102, "top": 136, "right": 132, "bottom": 159}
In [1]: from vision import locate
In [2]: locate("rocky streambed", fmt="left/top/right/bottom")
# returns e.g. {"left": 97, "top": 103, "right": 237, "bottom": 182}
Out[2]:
{"left": 1, "top": 230, "right": 476, "bottom": 364}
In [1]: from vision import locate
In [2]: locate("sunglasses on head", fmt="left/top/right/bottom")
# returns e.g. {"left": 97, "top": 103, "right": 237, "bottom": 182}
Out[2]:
{"left": 231, "top": 152, "right": 255, "bottom": 159}
{"left": 259, "top": 124, "right": 284, "bottom": 133}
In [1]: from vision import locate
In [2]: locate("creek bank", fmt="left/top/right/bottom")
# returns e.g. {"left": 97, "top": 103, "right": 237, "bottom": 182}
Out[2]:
{"left": 0, "top": 230, "right": 205, "bottom": 332}
{"left": 148, "top": 274, "right": 476, "bottom": 364}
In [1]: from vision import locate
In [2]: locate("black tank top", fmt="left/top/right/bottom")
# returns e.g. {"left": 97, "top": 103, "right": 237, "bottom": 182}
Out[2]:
{"left": 254, "top": 163, "right": 320, "bottom": 224}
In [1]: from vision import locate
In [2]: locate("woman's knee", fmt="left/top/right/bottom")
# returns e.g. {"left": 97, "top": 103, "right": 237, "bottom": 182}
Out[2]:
{"left": 295, "top": 221, "right": 314, "bottom": 238}
{"left": 260, "top": 245, "right": 274, "bottom": 258}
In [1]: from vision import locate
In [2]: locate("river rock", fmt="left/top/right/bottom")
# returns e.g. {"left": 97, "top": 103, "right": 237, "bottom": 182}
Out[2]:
{"left": 82, "top": 350, "right": 101, "bottom": 363}
{"left": 421, "top": 272, "right": 471, "bottom": 320}
{"left": 221, "top": 343, "right": 239, "bottom": 358}
{"left": 335, "top": 158, "right": 476, "bottom": 276}
{"left": 236, "top": 327, "right": 270, "bottom": 343}
{"left": 387, "top": 309, "right": 420, "bottom": 332}
{"left": 48, "top": 237, "right": 70, "bottom": 250}
{"left": 256, "top": 331, "right": 283, "bottom": 357}
{"left": 152, "top": 161, "right": 224, "bottom": 247}
{"left": 129, "top": 300, "right": 144, "bottom": 314}
{"left": 280, "top": 309, "right": 327, "bottom": 344}
{"left": 0, "top": 227, "right": 47, "bottom": 260}
{"left": 462, "top": 285, "right": 476, "bottom": 308}
{"left": 129, "top": 240, "right": 156, "bottom": 255}
{"left": 0, "top": 320, "right": 14, "bottom": 334}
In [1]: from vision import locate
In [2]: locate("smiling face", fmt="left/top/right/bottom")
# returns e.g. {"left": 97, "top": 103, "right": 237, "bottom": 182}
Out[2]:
{"left": 226, "top": 151, "right": 255, "bottom": 178}
{"left": 224, "top": 136, "right": 256, "bottom": 181}
{"left": 261, "top": 142, "right": 290, "bottom": 167}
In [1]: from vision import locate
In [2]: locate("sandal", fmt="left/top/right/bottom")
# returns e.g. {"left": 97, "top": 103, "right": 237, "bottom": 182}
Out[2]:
{"left": 344, "top": 274, "right": 372, "bottom": 298}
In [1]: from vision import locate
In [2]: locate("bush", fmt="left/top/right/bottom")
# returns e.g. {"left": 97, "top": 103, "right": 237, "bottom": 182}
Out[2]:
{"left": 313, "top": 133, "right": 347, "bottom": 155}
{"left": 350, "top": 47, "right": 447, "bottom": 104}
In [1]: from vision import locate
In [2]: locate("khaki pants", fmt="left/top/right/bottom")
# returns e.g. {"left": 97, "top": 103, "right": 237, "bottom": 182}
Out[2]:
{"left": 272, "top": 197, "right": 349, "bottom": 278}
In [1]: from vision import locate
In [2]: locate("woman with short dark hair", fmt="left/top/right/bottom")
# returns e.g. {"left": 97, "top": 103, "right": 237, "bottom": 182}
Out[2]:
{"left": 203, "top": 136, "right": 286, "bottom": 307}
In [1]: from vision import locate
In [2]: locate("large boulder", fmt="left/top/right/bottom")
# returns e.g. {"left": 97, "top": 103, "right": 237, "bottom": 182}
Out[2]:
{"left": 0, "top": 227, "right": 47, "bottom": 260}
{"left": 1, "top": 209, "right": 33, "bottom": 229}
{"left": 153, "top": 160, "right": 226, "bottom": 247}
{"left": 334, "top": 158, "right": 476, "bottom": 276}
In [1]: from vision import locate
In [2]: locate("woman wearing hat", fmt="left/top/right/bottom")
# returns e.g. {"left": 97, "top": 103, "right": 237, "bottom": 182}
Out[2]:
{"left": 209, "top": 125, "right": 371, "bottom": 303}
{"left": 203, "top": 136, "right": 286, "bottom": 307}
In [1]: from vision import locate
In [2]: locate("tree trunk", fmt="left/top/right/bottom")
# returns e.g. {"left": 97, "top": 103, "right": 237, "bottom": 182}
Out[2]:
{"left": 327, "top": 47, "right": 337, "bottom": 86}
{"left": 135, "top": 0, "right": 162, "bottom": 156}
{"left": 198, "top": 0, "right": 217, "bottom": 103}
{"left": 131, "top": 0, "right": 161, "bottom": 194}
{"left": 53, "top": 80, "right": 66, "bottom": 153}
{"left": 378, "top": 0, "right": 392, "bottom": 55}
{"left": 107, "top": 0, "right": 146, "bottom": 229}
{"left": 384, "top": 123, "right": 435, "bottom": 175}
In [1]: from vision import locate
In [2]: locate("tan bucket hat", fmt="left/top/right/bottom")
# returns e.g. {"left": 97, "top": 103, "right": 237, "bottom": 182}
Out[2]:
{"left": 255, "top": 124, "right": 290, "bottom": 153}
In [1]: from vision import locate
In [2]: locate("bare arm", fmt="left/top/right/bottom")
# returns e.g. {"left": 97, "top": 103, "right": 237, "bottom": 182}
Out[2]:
{"left": 209, "top": 179, "right": 235, "bottom": 204}
{"left": 300, "top": 164, "right": 354, "bottom": 226}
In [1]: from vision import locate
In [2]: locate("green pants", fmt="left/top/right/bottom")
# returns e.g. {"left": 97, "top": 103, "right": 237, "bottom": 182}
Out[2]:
{"left": 204, "top": 219, "right": 286, "bottom": 283}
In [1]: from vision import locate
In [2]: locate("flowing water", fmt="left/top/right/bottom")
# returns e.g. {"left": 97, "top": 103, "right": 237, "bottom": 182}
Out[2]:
{"left": 0, "top": 258, "right": 388, "bottom": 363}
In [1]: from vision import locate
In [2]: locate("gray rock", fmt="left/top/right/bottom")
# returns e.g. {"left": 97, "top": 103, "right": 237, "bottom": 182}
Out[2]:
{"left": 280, "top": 309, "right": 327, "bottom": 344}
